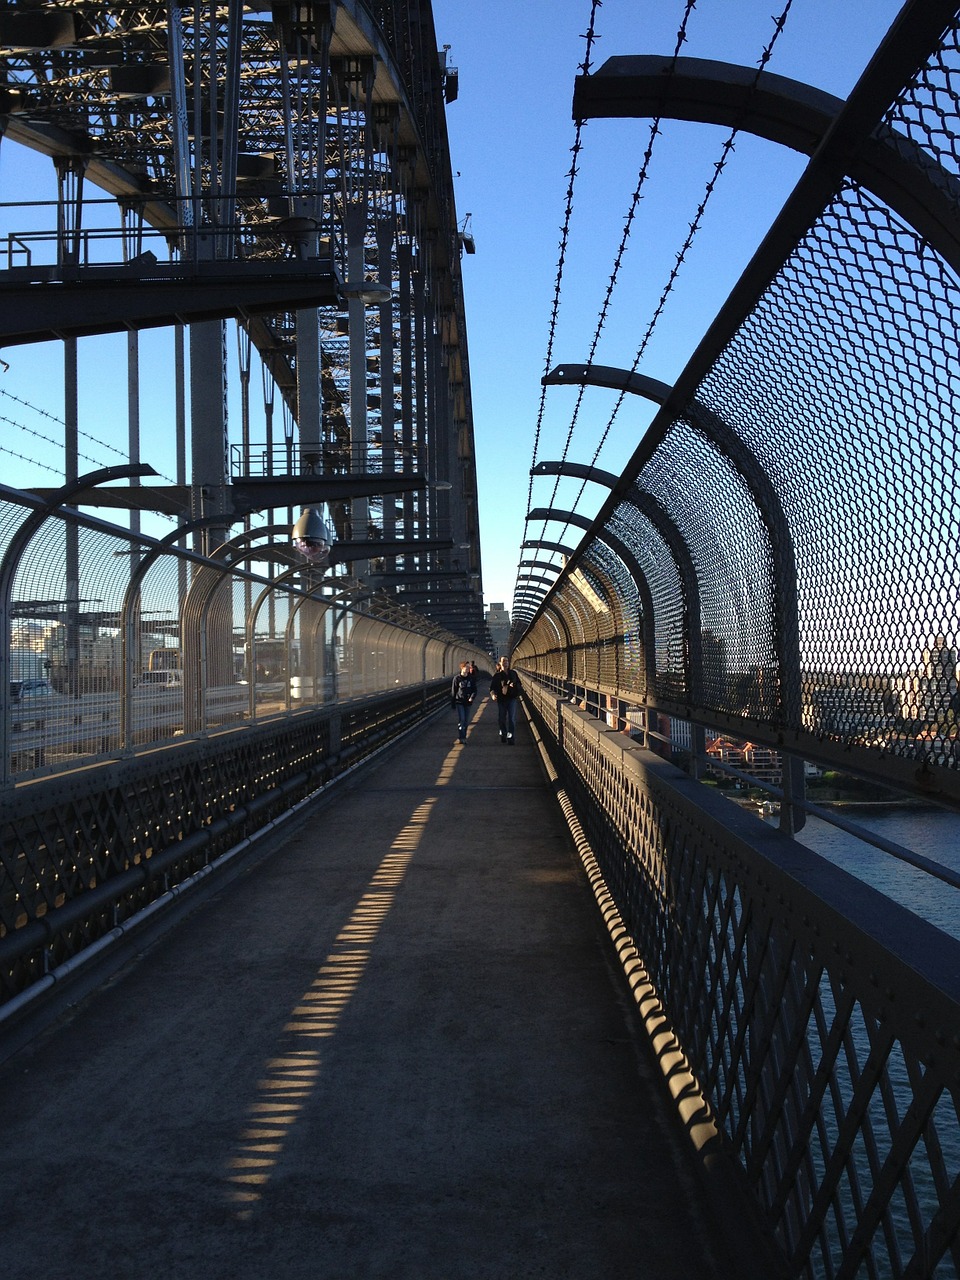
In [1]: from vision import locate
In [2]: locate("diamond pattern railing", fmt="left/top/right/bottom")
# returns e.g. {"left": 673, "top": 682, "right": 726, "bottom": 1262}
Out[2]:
{"left": 0, "top": 488, "right": 486, "bottom": 1013}
{"left": 526, "top": 677, "right": 960, "bottom": 1279}
{"left": 0, "top": 682, "right": 449, "bottom": 1009}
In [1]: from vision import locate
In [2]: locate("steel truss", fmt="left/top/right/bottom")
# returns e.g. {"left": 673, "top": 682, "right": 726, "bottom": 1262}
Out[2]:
{"left": 0, "top": 0, "right": 485, "bottom": 638}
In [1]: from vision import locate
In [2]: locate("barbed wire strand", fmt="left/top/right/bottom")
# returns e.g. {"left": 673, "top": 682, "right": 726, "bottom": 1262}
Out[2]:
{"left": 517, "top": 0, "right": 796, "bottom": 622}
{"left": 0, "top": 442, "right": 63, "bottom": 476}
{"left": 517, "top": 0, "right": 602, "bottom": 594}
{"left": 516, "top": 0, "right": 699, "bottom": 618}
{"left": 527, "top": 0, "right": 602, "bottom": 476}
{"left": 562, "top": 0, "right": 796, "bottom": 524}
{"left": 0, "top": 385, "right": 178, "bottom": 486}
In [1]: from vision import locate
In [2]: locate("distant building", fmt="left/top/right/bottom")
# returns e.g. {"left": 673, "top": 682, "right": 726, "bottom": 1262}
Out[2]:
{"left": 705, "top": 735, "right": 782, "bottom": 785}
{"left": 897, "top": 635, "right": 959, "bottom": 725}
{"left": 485, "top": 601, "right": 510, "bottom": 656}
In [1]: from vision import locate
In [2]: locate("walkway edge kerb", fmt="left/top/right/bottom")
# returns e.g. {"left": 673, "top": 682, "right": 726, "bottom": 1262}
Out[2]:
{"left": 525, "top": 704, "right": 789, "bottom": 1280}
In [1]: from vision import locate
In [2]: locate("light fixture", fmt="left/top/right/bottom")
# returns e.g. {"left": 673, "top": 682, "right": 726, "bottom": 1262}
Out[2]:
{"left": 341, "top": 279, "right": 393, "bottom": 306}
{"left": 431, "top": 480, "right": 453, "bottom": 491}
{"left": 292, "top": 507, "right": 334, "bottom": 566}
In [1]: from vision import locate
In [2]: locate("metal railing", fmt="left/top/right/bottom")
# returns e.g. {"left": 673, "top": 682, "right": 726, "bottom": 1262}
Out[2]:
{"left": 514, "top": 1, "right": 960, "bottom": 817}
{"left": 0, "top": 482, "right": 489, "bottom": 1019}
{"left": 0, "top": 680, "right": 450, "bottom": 1018}
{"left": 524, "top": 673, "right": 960, "bottom": 1279}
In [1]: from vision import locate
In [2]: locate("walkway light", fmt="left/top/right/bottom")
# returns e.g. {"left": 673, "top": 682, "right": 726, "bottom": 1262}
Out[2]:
{"left": 292, "top": 507, "right": 333, "bottom": 566}
{"left": 341, "top": 279, "right": 393, "bottom": 306}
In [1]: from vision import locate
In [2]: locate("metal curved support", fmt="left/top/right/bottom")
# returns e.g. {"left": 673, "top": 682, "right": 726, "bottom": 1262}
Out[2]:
{"left": 539, "top": 367, "right": 805, "bottom": 826}
{"left": 0, "top": 464, "right": 157, "bottom": 590}
{"left": 245, "top": 569, "right": 332, "bottom": 714}
{"left": 180, "top": 522, "right": 309, "bottom": 731}
{"left": 518, "top": 560, "right": 563, "bottom": 576}
{"left": 531, "top": 460, "right": 620, "bottom": 491}
{"left": 528, "top": 462, "right": 703, "bottom": 701}
{"left": 540, "top": 374, "right": 801, "bottom": 718}
{"left": 543, "top": 365, "right": 671, "bottom": 403}
{"left": 573, "top": 48, "right": 960, "bottom": 276}
{"left": 118, "top": 512, "right": 237, "bottom": 747}
{"left": 284, "top": 593, "right": 334, "bottom": 711}
{"left": 522, "top": 539, "right": 576, "bottom": 558}
{"left": 516, "top": 569, "right": 561, "bottom": 588}
{"left": 0, "top": 464, "right": 156, "bottom": 781}
{"left": 526, "top": 506, "right": 663, "bottom": 696}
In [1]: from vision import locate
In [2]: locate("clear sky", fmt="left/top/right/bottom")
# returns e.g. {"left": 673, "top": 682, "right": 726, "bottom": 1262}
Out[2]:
{"left": 0, "top": 1, "right": 904, "bottom": 626}
{"left": 433, "top": 0, "right": 904, "bottom": 614}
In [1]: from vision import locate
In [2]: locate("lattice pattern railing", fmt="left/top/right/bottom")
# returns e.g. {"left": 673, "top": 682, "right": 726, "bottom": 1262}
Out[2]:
{"left": 0, "top": 683, "right": 449, "bottom": 1010}
{"left": 526, "top": 676, "right": 960, "bottom": 1279}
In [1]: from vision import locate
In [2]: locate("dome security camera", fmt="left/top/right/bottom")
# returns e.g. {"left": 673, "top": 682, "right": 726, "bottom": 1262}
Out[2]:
{"left": 292, "top": 507, "right": 334, "bottom": 567}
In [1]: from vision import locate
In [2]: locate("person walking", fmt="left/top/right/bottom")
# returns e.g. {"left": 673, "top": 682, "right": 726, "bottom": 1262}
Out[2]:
{"left": 450, "top": 660, "right": 477, "bottom": 743}
{"left": 489, "top": 656, "right": 521, "bottom": 744}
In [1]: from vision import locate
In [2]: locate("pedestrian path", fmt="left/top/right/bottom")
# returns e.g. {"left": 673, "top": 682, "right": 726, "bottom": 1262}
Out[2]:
{"left": 0, "top": 696, "right": 741, "bottom": 1279}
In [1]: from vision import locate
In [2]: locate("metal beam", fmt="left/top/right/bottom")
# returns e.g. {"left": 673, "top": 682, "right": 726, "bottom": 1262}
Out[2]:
{"left": 574, "top": 49, "right": 960, "bottom": 275}
{"left": 532, "top": 460, "right": 619, "bottom": 489}
{"left": 0, "top": 261, "right": 340, "bottom": 346}
{"left": 31, "top": 474, "right": 428, "bottom": 517}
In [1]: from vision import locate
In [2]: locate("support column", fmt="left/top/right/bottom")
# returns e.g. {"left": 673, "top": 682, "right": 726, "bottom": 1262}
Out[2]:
{"left": 64, "top": 339, "right": 80, "bottom": 700}
{"left": 412, "top": 231, "right": 428, "bottom": 560}
{"left": 189, "top": 319, "right": 233, "bottom": 687}
{"left": 296, "top": 307, "right": 322, "bottom": 469}
{"left": 377, "top": 215, "right": 397, "bottom": 544}
{"left": 344, "top": 202, "right": 369, "bottom": 546}
{"left": 189, "top": 319, "right": 229, "bottom": 548}
{"left": 396, "top": 238, "right": 415, "bottom": 549}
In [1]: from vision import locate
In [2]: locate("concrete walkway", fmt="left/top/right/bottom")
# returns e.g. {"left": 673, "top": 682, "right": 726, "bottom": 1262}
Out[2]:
{"left": 0, "top": 696, "right": 739, "bottom": 1279}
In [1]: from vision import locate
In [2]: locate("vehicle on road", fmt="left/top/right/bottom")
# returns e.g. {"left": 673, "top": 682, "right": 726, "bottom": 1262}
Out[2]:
{"left": 135, "top": 670, "right": 184, "bottom": 690}
{"left": 9, "top": 679, "right": 57, "bottom": 701}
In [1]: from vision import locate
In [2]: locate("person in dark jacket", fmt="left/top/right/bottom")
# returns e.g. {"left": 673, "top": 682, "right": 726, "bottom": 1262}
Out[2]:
{"left": 489, "top": 656, "right": 521, "bottom": 744}
{"left": 450, "top": 660, "right": 477, "bottom": 743}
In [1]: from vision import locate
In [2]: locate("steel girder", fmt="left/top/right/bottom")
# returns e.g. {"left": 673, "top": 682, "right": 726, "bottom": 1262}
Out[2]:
{"left": 0, "top": 0, "right": 484, "bottom": 641}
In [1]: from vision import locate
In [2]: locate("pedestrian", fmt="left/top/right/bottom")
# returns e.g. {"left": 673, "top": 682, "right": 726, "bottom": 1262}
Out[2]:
{"left": 450, "top": 660, "right": 477, "bottom": 743}
{"left": 489, "top": 655, "right": 521, "bottom": 744}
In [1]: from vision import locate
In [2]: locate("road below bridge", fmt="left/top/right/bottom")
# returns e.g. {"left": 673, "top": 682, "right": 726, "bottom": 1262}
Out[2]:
{"left": 0, "top": 697, "right": 751, "bottom": 1278}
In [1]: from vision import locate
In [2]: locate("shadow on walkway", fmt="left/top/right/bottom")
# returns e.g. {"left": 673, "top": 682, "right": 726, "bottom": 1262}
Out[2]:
{"left": 0, "top": 697, "right": 737, "bottom": 1279}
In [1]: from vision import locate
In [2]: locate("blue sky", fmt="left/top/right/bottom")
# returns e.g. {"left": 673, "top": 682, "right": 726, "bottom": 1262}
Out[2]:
{"left": 0, "top": 1, "right": 904, "bottom": 621}
{"left": 434, "top": 0, "right": 904, "bottom": 612}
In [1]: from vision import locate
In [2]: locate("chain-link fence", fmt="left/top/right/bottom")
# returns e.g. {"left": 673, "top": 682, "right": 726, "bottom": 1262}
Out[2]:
{"left": 515, "top": 7, "right": 960, "bottom": 812}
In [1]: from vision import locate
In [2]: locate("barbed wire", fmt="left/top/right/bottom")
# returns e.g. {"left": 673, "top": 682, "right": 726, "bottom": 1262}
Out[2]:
{"left": 0, "top": 441, "right": 62, "bottom": 476}
{"left": 518, "top": 0, "right": 797, "bottom": 621}
{"left": 521, "top": 0, "right": 602, "bottom": 540}
{"left": 0, "top": 385, "right": 178, "bottom": 485}
{"left": 517, "top": 0, "right": 699, "bottom": 616}
{"left": 572, "top": 0, "right": 796, "bottom": 484}
{"left": 0, "top": 411, "right": 106, "bottom": 471}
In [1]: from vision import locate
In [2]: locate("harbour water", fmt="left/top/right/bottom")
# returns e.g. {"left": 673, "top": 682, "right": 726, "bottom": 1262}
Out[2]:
{"left": 787, "top": 806, "right": 960, "bottom": 941}
{"left": 766, "top": 805, "right": 960, "bottom": 1272}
